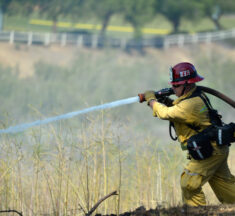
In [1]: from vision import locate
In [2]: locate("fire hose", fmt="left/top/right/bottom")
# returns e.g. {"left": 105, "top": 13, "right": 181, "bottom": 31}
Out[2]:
{"left": 138, "top": 86, "right": 235, "bottom": 109}
{"left": 198, "top": 86, "right": 235, "bottom": 109}
{"left": 0, "top": 86, "right": 233, "bottom": 134}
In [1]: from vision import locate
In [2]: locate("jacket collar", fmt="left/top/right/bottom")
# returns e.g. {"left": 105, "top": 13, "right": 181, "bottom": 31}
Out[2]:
{"left": 173, "top": 86, "right": 197, "bottom": 105}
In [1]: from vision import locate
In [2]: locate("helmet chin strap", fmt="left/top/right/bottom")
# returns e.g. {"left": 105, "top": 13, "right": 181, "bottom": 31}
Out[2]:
{"left": 180, "top": 82, "right": 188, "bottom": 96}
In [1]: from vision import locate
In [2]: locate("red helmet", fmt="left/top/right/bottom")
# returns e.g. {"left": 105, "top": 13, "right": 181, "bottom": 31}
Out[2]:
{"left": 169, "top": 62, "right": 204, "bottom": 85}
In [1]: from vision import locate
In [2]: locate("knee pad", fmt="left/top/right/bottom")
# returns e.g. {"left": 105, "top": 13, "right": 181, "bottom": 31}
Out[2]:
{"left": 181, "top": 169, "right": 203, "bottom": 192}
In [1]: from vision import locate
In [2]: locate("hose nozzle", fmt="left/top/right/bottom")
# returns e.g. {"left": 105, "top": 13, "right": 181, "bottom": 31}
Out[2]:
{"left": 138, "top": 88, "right": 174, "bottom": 103}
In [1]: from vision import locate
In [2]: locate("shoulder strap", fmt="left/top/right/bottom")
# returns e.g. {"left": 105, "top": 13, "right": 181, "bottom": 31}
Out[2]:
{"left": 169, "top": 87, "right": 223, "bottom": 141}
{"left": 169, "top": 121, "right": 177, "bottom": 141}
{"left": 182, "top": 86, "right": 222, "bottom": 127}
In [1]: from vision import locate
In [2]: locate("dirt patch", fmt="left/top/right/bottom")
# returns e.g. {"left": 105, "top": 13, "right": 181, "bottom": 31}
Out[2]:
{"left": 97, "top": 205, "right": 235, "bottom": 216}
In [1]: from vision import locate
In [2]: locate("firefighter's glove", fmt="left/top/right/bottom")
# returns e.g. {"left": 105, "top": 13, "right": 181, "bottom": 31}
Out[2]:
{"left": 144, "top": 91, "right": 156, "bottom": 105}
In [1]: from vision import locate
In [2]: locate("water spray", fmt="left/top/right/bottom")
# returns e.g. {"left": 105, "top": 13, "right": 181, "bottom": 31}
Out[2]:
{"left": 0, "top": 88, "right": 174, "bottom": 135}
{"left": 0, "top": 96, "right": 140, "bottom": 134}
{"left": 0, "top": 85, "right": 233, "bottom": 135}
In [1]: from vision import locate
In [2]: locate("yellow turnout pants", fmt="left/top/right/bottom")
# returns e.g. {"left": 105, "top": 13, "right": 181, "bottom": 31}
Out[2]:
{"left": 181, "top": 150, "right": 235, "bottom": 206}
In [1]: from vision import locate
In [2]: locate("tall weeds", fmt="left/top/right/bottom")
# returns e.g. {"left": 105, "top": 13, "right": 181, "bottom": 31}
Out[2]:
{"left": 0, "top": 45, "right": 234, "bottom": 215}
{"left": 1, "top": 111, "right": 233, "bottom": 215}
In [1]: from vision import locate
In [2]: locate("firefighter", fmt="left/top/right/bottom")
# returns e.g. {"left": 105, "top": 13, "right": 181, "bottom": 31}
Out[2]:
{"left": 144, "top": 62, "right": 235, "bottom": 206}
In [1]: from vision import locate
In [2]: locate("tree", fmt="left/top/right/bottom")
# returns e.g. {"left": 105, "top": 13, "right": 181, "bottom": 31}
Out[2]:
{"left": 0, "top": 0, "right": 13, "bottom": 31}
{"left": 158, "top": 0, "right": 200, "bottom": 33}
{"left": 35, "top": 0, "right": 86, "bottom": 33}
{"left": 86, "top": 0, "right": 123, "bottom": 37}
{"left": 122, "top": 0, "right": 156, "bottom": 38}
{"left": 36, "top": 0, "right": 69, "bottom": 32}
{"left": 0, "top": 0, "right": 33, "bottom": 31}
{"left": 199, "top": 0, "right": 235, "bottom": 30}
{"left": 219, "top": 0, "right": 235, "bottom": 13}
{"left": 198, "top": 0, "right": 222, "bottom": 30}
{"left": 5, "top": 0, "right": 35, "bottom": 16}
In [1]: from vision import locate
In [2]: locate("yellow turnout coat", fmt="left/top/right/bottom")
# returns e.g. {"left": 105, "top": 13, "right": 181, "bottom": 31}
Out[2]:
{"left": 152, "top": 87, "right": 235, "bottom": 206}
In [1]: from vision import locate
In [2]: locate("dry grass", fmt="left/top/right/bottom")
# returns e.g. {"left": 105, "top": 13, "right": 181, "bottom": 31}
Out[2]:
{"left": 0, "top": 42, "right": 235, "bottom": 78}
{"left": 0, "top": 111, "right": 234, "bottom": 215}
{"left": 0, "top": 42, "right": 234, "bottom": 215}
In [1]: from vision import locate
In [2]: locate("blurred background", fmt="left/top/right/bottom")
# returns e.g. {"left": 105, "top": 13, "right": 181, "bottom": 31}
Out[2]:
{"left": 0, "top": 0, "right": 235, "bottom": 215}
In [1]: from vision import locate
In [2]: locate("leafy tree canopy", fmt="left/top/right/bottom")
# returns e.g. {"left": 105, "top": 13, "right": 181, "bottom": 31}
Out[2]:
{"left": 85, "top": 0, "right": 124, "bottom": 36}
{"left": 158, "top": 0, "right": 201, "bottom": 33}
{"left": 123, "top": 0, "right": 156, "bottom": 37}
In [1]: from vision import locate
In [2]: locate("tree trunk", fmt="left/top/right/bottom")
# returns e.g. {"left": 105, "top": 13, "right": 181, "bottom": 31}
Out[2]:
{"left": 52, "top": 18, "right": 57, "bottom": 33}
{"left": 211, "top": 17, "right": 222, "bottom": 30}
{"left": 100, "top": 12, "right": 113, "bottom": 37}
{"left": 0, "top": 8, "right": 3, "bottom": 31}
{"left": 172, "top": 18, "right": 180, "bottom": 34}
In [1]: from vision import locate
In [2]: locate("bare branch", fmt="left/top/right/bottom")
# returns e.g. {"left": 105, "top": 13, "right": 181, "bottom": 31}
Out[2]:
{"left": 78, "top": 203, "right": 87, "bottom": 215}
{"left": 0, "top": 210, "right": 22, "bottom": 216}
{"left": 86, "top": 190, "right": 118, "bottom": 216}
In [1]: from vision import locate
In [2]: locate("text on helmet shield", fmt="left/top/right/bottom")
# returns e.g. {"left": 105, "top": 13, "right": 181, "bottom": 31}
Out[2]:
{"left": 179, "top": 70, "right": 191, "bottom": 77}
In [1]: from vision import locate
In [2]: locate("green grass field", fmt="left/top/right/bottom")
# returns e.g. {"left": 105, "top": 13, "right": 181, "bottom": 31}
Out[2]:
{"left": 3, "top": 14, "right": 235, "bottom": 37}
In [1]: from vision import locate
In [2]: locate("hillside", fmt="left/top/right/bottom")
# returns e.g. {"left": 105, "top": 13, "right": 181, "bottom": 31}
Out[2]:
{"left": 0, "top": 42, "right": 235, "bottom": 78}
{"left": 0, "top": 42, "right": 235, "bottom": 215}
{"left": 0, "top": 41, "right": 234, "bottom": 139}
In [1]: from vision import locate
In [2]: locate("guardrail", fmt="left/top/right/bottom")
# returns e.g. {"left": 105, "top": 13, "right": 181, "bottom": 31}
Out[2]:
{"left": 0, "top": 29, "right": 235, "bottom": 49}
{"left": 163, "top": 29, "right": 235, "bottom": 48}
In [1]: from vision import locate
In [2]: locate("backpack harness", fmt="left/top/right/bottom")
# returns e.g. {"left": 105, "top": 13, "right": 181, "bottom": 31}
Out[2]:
{"left": 169, "top": 87, "right": 235, "bottom": 160}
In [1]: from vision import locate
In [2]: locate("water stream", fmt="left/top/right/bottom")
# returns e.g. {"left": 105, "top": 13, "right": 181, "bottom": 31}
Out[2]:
{"left": 0, "top": 96, "right": 140, "bottom": 134}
